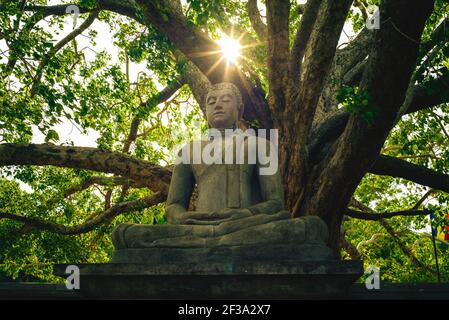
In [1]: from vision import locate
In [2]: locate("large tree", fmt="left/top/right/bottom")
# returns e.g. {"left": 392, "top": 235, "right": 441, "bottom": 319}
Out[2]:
{"left": 1, "top": 0, "right": 449, "bottom": 279}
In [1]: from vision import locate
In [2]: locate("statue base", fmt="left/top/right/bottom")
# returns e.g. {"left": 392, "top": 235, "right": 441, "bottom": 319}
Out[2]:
{"left": 111, "top": 242, "right": 333, "bottom": 263}
{"left": 53, "top": 260, "right": 363, "bottom": 299}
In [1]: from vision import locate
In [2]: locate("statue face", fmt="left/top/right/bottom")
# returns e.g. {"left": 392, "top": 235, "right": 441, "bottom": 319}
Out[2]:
{"left": 206, "top": 88, "right": 240, "bottom": 129}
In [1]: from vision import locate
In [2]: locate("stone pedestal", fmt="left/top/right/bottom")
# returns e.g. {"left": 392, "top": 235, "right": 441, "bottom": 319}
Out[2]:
{"left": 111, "top": 242, "right": 333, "bottom": 264}
{"left": 53, "top": 260, "right": 363, "bottom": 299}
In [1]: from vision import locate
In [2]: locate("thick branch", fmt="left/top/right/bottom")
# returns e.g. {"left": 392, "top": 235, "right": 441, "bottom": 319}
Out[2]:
{"left": 246, "top": 0, "right": 267, "bottom": 41}
{"left": 310, "top": 71, "right": 449, "bottom": 161}
{"left": 0, "top": 143, "right": 171, "bottom": 192}
{"left": 182, "top": 58, "right": 211, "bottom": 115}
{"left": 337, "top": 28, "right": 373, "bottom": 75}
{"left": 345, "top": 208, "right": 433, "bottom": 220}
{"left": 292, "top": 0, "right": 352, "bottom": 144}
{"left": 406, "top": 70, "right": 449, "bottom": 114}
{"left": 290, "top": 0, "right": 321, "bottom": 84}
{"left": 315, "top": 28, "right": 374, "bottom": 120}
{"left": 265, "top": 0, "right": 291, "bottom": 124}
{"left": 342, "top": 59, "right": 366, "bottom": 86}
{"left": 420, "top": 17, "right": 449, "bottom": 57}
{"left": 0, "top": 192, "right": 165, "bottom": 235}
{"left": 370, "top": 155, "right": 449, "bottom": 193}
{"left": 24, "top": 0, "right": 140, "bottom": 23}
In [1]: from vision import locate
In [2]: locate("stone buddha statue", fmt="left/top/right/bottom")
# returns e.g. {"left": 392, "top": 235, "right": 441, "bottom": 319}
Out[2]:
{"left": 112, "top": 83, "right": 332, "bottom": 262}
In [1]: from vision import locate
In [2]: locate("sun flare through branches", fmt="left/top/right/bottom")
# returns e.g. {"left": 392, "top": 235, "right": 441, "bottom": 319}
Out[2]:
{"left": 216, "top": 36, "right": 242, "bottom": 65}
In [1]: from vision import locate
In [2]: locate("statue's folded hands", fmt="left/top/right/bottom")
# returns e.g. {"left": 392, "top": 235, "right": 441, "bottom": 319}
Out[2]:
{"left": 166, "top": 211, "right": 214, "bottom": 224}
{"left": 184, "top": 208, "right": 253, "bottom": 225}
{"left": 166, "top": 208, "right": 252, "bottom": 225}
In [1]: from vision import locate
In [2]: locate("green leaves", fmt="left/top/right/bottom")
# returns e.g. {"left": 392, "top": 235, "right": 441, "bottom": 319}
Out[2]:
{"left": 79, "top": 0, "right": 99, "bottom": 10}
{"left": 337, "top": 86, "right": 380, "bottom": 124}
{"left": 44, "top": 129, "right": 59, "bottom": 143}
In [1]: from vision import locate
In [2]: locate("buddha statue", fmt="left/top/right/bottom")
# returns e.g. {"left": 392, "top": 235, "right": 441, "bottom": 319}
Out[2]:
{"left": 112, "top": 83, "right": 331, "bottom": 260}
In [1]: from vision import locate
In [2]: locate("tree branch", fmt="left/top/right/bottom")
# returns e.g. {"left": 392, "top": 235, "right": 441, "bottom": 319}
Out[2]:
{"left": 348, "top": 198, "right": 436, "bottom": 273}
{"left": 246, "top": 0, "right": 267, "bottom": 41}
{"left": 0, "top": 143, "right": 171, "bottom": 193}
{"left": 315, "top": 28, "right": 374, "bottom": 120}
{"left": 181, "top": 56, "right": 211, "bottom": 115}
{"left": 412, "top": 189, "right": 437, "bottom": 210}
{"left": 2, "top": 12, "right": 44, "bottom": 78}
{"left": 104, "top": 189, "right": 113, "bottom": 210}
{"left": 291, "top": 0, "right": 352, "bottom": 146}
{"left": 370, "top": 155, "right": 449, "bottom": 193}
{"left": 24, "top": 0, "right": 140, "bottom": 23}
{"left": 341, "top": 236, "right": 361, "bottom": 260}
{"left": 309, "top": 70, "right": 449, "bottom": 163}
{"left": 355, "top": 233, "right": 384, "bottom": 251}
{"left": 406, "top": 69, "right": 449, "bottom": 114}
{"left": 342, "top": 59, "right": 367, "bottom": 86}
{"left": 30, "top": 10, "right": 99, "bottom": 95}
{"left": 265, "top": 0, "right": 291, "bottom": 125}
{"left": 290, "top": 0, "right": 321, "bottom": 84}
{"left": 420, "top": 17, "right": 449, "bottom": 57}
{"left": 379, "top": 219, "right": 435, "bottom": 273}
{"left": 138, "top": 75, "right": 186, "bottom": 119}
{"left": 345, "top": 208, "right": 433, "bottom": 220}
{"left": 123, "top": 76, "right": 186, "bottom": 155}
{"left": 63, "top": 176, "right": 144, "bottom": 198}
{"left": 335, "top": 27, "right": 373, "bottom": 74}
{"left": 0, "top": 192, "right": 165, "bottom": 235}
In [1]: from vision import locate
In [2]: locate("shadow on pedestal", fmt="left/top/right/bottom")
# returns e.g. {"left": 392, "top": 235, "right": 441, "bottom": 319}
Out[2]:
{"left": 53, "top": 259, "right": 363, "bottom": 299}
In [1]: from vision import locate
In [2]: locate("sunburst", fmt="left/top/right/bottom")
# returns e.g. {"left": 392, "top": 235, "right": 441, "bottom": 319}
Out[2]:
{"left": 216, "top": 36, "right": 242, "bottom": 65}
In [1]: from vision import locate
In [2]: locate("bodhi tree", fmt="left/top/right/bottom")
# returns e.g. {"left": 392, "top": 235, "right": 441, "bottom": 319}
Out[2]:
{"left": 0, "top": 0, "right": 448, "bottom": 281}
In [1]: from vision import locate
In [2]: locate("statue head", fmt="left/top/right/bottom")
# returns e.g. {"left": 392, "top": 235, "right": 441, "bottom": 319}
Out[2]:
{"left": 205, "top": 82, "right": 244, "bottom": 129}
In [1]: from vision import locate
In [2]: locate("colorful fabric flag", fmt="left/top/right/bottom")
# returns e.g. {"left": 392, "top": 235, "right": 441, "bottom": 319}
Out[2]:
{"left": 437, "top": 214, "right": 449, "bottom": 241}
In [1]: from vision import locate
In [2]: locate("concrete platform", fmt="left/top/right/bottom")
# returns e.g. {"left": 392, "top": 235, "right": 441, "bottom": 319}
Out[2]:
{"left": 0, "top": 282, "right": 82, "bottom": 299}
{"left": 51, "top": 260, "right": 363, "bottom": 299}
